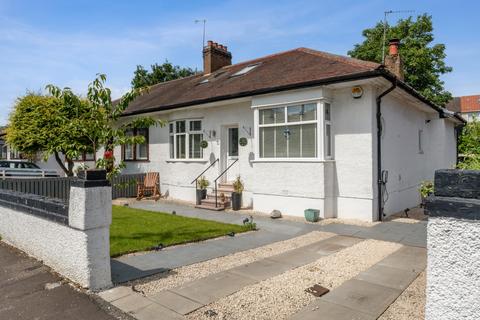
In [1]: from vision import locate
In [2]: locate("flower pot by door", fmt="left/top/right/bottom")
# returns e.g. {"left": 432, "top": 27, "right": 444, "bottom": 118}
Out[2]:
{"left": 196, "top": 189, "right": 207, "bottom": 205}
{"left": 231, "top": 192, "right": 242, "bottom": 211}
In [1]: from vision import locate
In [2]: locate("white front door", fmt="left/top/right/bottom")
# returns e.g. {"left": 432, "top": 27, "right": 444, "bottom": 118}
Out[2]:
{"left": 220, "top": 125, "right": 239, "bottom": 183}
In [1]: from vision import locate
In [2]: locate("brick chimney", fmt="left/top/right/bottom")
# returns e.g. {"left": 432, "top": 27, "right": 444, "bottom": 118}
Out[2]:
{"left": 203, "top": 40, "right": 232, "bottom": 74}
{"left": 384, "top": 38, "right": 404, "bottom": 80}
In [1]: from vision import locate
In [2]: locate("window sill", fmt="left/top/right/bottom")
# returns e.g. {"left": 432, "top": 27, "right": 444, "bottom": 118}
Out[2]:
{"left": 166, "top": 159, "right": 208, "bottom": 163}
{"left": 250, "top": 158, "right": 335, "bottom": 163}
{"left": 124, "top": 159, "right": 150, "bottom": 163}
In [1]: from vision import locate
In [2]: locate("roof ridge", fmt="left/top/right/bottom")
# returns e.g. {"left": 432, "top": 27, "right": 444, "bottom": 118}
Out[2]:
{"left": 297, "top": 47, "right": 381, "bottom": 69}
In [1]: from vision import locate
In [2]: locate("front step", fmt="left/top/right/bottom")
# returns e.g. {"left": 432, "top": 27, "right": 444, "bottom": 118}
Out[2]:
{"left": 196, "top": 182, "right": 234, "bottom": 211}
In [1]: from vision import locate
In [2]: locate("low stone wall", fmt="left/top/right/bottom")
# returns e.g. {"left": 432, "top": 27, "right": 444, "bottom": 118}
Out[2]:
{"left": 0, "top": 171, "right": 112, "bottom": 291}
{"left": 425, "top": 169, "right": 480, "bottom": 319}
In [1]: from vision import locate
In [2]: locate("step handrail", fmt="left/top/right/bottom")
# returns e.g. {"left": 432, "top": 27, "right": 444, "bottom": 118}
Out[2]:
{"left": 213, "top": 159, "right": 239, "bottom": 208}
{"left": 191, "top": 158, "right": 219, "bottom": 185}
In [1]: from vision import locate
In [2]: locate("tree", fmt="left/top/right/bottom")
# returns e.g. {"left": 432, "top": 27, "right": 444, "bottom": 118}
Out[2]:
{"left": 458, "top": 117, "right": 480, "bottom": 170}
{"left": 47, "top": 74, "right": 161, "bottom": 178}
{"left": 6, "top": 93, "right": 92, "bottom": 176}
{"left": 7, "top": 75, "right": 161, "bottom": 177}
{"left": 131, "top": 61, "right": 195, "bottom": 89}
{"left": 348, "top": 14, "right": 452, "bottom": 106}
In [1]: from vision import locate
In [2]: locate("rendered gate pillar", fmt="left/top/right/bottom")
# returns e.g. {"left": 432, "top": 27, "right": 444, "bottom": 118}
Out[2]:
{"left": 425, "top": 169, "right": 480, "bottom": 319}
{"left": 68, "top": 169, "right": 112, "bottom": 290}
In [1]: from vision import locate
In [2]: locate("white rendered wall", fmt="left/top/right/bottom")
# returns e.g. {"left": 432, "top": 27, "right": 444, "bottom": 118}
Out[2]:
{"left": 0, "top": 185, "right": 112, "bottom": 290}
{"left": 426, "top": 216, "right": 480, "bottom": 319}
{"left": 381, "top": 95, "right": 457, "bottom": 216}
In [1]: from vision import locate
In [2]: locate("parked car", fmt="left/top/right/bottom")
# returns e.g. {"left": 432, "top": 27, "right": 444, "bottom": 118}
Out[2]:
{"left": 0, "top": 161, "right": 60, "bottom": 177}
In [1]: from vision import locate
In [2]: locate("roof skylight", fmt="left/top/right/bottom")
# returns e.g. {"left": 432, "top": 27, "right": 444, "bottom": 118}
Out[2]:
{"left": 231, "top": 63, "right": 260, "bottom": 77}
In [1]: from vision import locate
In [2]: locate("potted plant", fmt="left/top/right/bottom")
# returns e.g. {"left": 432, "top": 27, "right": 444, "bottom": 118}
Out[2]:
{"left": 419, "top": 180, "right": 434, "bottom": 208}
{"left": 231, "top": 175, "right": 244, "bottom": 211}
{"left": 196, "top": 176, "right": 210, "bottom": 205}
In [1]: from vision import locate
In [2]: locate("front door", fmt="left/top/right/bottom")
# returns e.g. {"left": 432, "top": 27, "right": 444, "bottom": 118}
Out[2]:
{"left": 220, "top": 125, "right": 239, "bottom": 183}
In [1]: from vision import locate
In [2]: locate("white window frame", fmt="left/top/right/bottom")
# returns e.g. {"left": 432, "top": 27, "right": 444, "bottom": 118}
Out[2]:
{"left": 324, "top": 102, "right": 333, "bottom": 159}
{"left": 169, "top": 119, "right": 204, "bottom": 160}
{"left": 253, "top": 100, "right": 333, "bottom": 162}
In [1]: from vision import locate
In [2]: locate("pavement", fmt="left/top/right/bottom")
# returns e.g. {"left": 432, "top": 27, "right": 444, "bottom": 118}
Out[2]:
{"left": 112, "top": 201, "right": 426, "bottom": 283}
{"left": 0, "top": 241, "right": 132, "bottom": 320}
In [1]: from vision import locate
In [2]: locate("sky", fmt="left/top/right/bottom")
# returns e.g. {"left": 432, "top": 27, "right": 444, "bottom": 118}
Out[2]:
{"left": 0, "top": 0, "right": 479, "bottom": 125}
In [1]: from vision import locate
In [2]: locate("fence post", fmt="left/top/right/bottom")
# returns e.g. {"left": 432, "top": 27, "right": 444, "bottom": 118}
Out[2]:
{"left": 68, "top": 169, "right": 112, "bottom": 290}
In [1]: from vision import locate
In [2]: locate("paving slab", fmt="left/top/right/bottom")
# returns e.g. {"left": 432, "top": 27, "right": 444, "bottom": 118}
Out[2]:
{"left": 170, "top": 271, "right": 256, "bottom": 305}
{"left": 228, "top": 258, "right": 293, "bottom": 281}
{"left": 354, "top": 264, "right": 420, "bottom": 290}
{"left": 377, "top": 246, "right": 427, "bottom": 272}
{"left": 110, "top": 292, "right": 153, "bottom": 313}
{"left": 130, "top": 303, "right": 185, "bottom": 320}
{"left": 290, "top": 299, "right": 375, "bottom": 320}
{"left": 321, "top": 279, "right": 401, "bottom": 317}
{"left": 148, "top": 290, "right": 203, "bottom": 315}
{"left": 98, "top": 286, "right": 133, "bottom": 302}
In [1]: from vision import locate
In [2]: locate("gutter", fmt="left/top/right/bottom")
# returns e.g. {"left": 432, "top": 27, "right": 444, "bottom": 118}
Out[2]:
{"left": 376, "top": 81, "right": 397, "bottom": 221}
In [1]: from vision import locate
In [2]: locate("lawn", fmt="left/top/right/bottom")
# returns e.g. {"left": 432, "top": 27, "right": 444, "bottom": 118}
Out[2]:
{"left": 110, "top": 205, "right": 252, "bottom": 257}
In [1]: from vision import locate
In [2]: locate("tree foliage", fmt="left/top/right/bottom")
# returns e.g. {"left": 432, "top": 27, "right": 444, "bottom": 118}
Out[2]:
{"left": 348, "top": 14, "right": 452, "bottom": 106}
{"left": 458, "top": 118, "right": 480, "bottom": 170}
{"left": 131, "top": 61, "right": 195, "bottom": 89}
{"left": 7, "top": 75, "right": 162, "bottom": 177}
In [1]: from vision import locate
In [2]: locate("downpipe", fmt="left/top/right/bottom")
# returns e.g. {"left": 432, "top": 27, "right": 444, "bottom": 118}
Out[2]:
{"left": 376, "top": 81, "right": 396, "bottom": 221}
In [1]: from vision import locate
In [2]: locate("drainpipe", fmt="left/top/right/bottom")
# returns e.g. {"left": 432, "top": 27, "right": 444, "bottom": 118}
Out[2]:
{"left": 376, "top": 81, "right": 396, "bottom": 221}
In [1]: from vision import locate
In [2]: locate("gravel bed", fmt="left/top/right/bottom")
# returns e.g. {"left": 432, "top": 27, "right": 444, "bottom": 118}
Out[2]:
{"left": 187, "top": 239, "right": 402, "bottom": 320}
{"left": 134, "top": 231, "right": 335, "bottom": 294}
{"left": 379, "top": 271, "right": 426, "bottom": 320}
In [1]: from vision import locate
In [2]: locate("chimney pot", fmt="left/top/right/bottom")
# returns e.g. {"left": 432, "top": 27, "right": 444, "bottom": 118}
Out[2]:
{"left": 203, "top": 41, "right": 232, "bottom": 74}
{"left": 388, "top": 38, "right": 400, "bottom": 56}
{"left": 385, "top": 38, "right": 404, "bottom": 80}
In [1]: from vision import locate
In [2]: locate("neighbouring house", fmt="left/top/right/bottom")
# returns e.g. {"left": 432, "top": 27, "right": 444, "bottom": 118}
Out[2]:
{"left": 447, "top": 94, "right": 480, "bottom": 122}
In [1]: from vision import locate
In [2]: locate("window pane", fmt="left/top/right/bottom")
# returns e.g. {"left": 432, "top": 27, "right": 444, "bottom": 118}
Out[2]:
{"left": 288, "top": 125, "right": 301, "bottom": 157}
{"left": 189, "top": 134, "right": 203, "bottom": 159}
{"left": 169, "top": 136, "right": 174, "bottom": 158}
{"left": 176, "top": 121, "right": 185, "bottom": 133}
{"left": 325, "top": 103, "right": 331, "bottom": 121}
{"left": 325, "top": 123, "right": 332, "bottom": 157}
{"left": 189, "top": 120, "right": 202, "bottom": 131}
{"left": 275, "top": 127, "right": 288, "bottom": 157}
{"left": 302, "top": 123, "right": 317, "bottom": 157}
{"left": 260, "top": 127, "right": 274, "bottom": 157}
{"left": 85, "top": 152, "right": 95, "bottom": 161}
{"left": 169, "top": 123, "right": 174, "bottom": 133}
{"left": 228, "top": 128, "right": 239, "bottom": 157}
{"left": 136, "top": 143, "right": 148, "bottom": 159}
{"left": 176, "top": 135, "right": 186, "bottom": 158}
{"left": 124, "top": 145, "right": 134, "bottom": 160}
{"left": 287, "top": 105, "right": 302, "bottom": 122}
{"left": 302, "top": 103, "right": 317, "bottom": 121}
{"left": 260, "top": 107, "right": 284, "bottom": 124}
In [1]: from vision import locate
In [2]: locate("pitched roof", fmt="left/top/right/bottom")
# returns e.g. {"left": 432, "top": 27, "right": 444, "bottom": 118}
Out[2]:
{"left": 122, "top": 48, "right": 382, "bottom": 116}
{"left": 447, "top": 95, "right": 480, "bottom": 113}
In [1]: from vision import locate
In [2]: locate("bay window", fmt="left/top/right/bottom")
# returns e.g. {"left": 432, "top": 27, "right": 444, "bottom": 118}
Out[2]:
{"left": 169, "top": 120, "right": 203, "bottom": 160}
{"left": 324, "top": 103, "right": 332, "bottom": 158}
{"left": 259, "top": 103, "right": 318, "bottom": 158}
{"left": 123, "top": 128, "right": 149, "bottom": 161}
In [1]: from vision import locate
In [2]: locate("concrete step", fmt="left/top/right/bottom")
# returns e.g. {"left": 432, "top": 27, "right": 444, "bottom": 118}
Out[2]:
{"left": 206, "top": 193, "right": 231, "bottom": 200}
{"left": 201, "top": 199, "right": 231, "bottom": 208}
{"left": 217, "top": 188, "right": 234, "bottom": 193}
{"left": 195, "top": 204, "right": 226, "bottom": 211}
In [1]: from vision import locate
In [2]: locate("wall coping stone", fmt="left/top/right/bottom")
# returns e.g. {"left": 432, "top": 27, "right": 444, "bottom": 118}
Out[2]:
{"left": 426, "top": 196, "right": 480, "bottom": 220}
{"left": 0, "top": 189, "right": 68, "bottom": 224}
{"left": 434, "top": 169, "right": 480, "bottom": 199}
{"left": 71, "top": 179, "right": 111, "bottom": 188}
